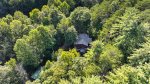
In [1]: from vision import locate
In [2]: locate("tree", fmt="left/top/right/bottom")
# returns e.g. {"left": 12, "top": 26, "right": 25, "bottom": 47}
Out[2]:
{"left": 106, "top": 64, "right": 150, "bottom": 84}
{"left": 14, "top": 38, "right": 39, "bottom": 69}
{"left": 70, "top": 7, "right": 91, "bottom": 33}
{"left": 39, "top": 5, "right": 51, "bottom": 25}
{"left": 90, "top": 0, "right": 138, "bottom": 33}
{"left": 47, "top": 0, "right": 75, "bottom": 12}
{"left": 38, "top": 5, "right": 65, "bottom": 26}
{"left": 13, "top": 11, "right": 31, "bottom": 24}
{"left": 135, "top": 0, "right": 150, "bottom": 11}
{"left": 82, "top": 76, "right": 103, "bottom": 84}
{"left": 0, "top": 13, "right": 32, "bottom": 66}
{"left": 64, "top": 0, "right": 75, "bottom": 10}
{"left": 81, "top": 0, "right": 102, "bottom": 7}
{"left": 28, "top": 25, "right": 56, "bottom": 53}
{"left": 10, "top": 20, "right": 23, "bottom": 40}
{"left": 85, "top": 41, "right": 122, "bottom": 74}
{"left": 30, "top": 49, "right": 80, "bottom": 83}
{"left": 58, "top": 1, "right": 70, "bottom": 16}
{"left": 84, "top": 40, "right": 104, "bottom": 63}
{"left": 120, "top": 21, "right": 150, "bottom": 63}
{"left": 58, "top": 49, "right": 80, "bottom": 65}
{"left": 0, "top": 20, "right": 13, "bottom": 61}
{"left": 118, "top": 21, "right": 146, "bottom": 62}
{"left": 0, "top": 0, "right": 36, "bottom": 17}
{"left": 90, "top": 1, "right": 113, "bottom": 30}
{"left": 128, "top": 41, "right": 150, "bottom": 66}
{"left": 0, "top": 66, "right": 16, "bottom": 84}
{"left": 5, "top": 58, "right": 16, "bottom": 68}
{"left": 0, "top": 59, "right": 28, "bottom": 84}
{"left": 56, "top": 18, "right": 72, "bottom": 47}
{"left": 139, "top": 10, "right": 150, "bottom": 23}
{"left": 29, "top": 8, "right": 40, "bottom": 23}
{"left": 64, "top": 26, "right": 77, "bottom": 46}
{"left": 49, "top": 6, "right": 65, "bottom": 28}
{"left": 98, "top": 44, "right": 123, "bottom": 74}
{"left": 14, "top": 25, "right": 56, "bottom": 69}
{"left": 98, "top": 9, "right": 125, "bottom": 42}
{"left": 56, "top": 17, "right": 77, "bottom": 48}
{"left": 106, "top": 8, "right": 147, "bottom": 62}
{"left": 47, "top": 0, "right": 62, "bottom": 7}
{"left": 58, "top": 76, "right": 103, "bottom": 84}
{"left": 2, "top": 14, "right": 13, "bottom": 24}
{"left": 39, "top": 61, "right": 67, "bottom": 83}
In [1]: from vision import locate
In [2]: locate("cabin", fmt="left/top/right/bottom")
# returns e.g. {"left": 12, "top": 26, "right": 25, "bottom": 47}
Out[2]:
{"left": 75, "top": 34, "right": 92, "bottom": 53}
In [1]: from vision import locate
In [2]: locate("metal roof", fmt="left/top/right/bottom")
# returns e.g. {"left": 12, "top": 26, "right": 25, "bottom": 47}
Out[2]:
{"left": 31, "top": 67, "right": 42, "bottom": 80}
{"left": 75, "top": 34, "right": 92, "bottom": 46}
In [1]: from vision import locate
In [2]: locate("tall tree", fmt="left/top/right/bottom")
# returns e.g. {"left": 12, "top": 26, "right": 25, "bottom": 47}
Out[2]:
{"left": 14, "top": 25, "right": 56, "bottom": 69}
{"left": 64, "top": 26, "right": 77, "bottom": 46}
{"left": 128, "top": 41, "right": 150, "bottom": 66}
{"left": 70, "top": 7, "right": 91, "bottom": 33}
{"left": 106, "top": 64, "right": 150, "bottom": 84}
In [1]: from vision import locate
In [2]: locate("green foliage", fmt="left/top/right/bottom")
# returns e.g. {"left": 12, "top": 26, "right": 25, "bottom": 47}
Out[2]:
{"left": 48, "top": 0, "right": 75, "bottom": 12}
{"left": 64, "top": 26, "right": 77, "bottom": 46}
{"left": 74, "top": 0, "right": 102, "bottom": 8}
{"left": 10, "top": 20, "right": 24, "bottom": 40}
{"left": 14, "top": 25, "right": 56, "bottom": 69}
{"left": 58, "top": 1, "right": 70, "bottom": 16}
{"left": 106, "top": 64, "right": 150, "bottom": 84}
{"left": 85, "top": 40, "right": 104, "bottom": 63}
{"left": 58, "top": 76, "right": 103, "bottom": 84}
{"left": 139, "top": 9, "right": 150, "bottom": 22}
{"left": 49, "top": 6, "right": 65, "bottom": 27}
{"left": 56, "top": 17, "right": 77, "bottom": 47}
{"left": 85, "top": 41, "right": 122, "bottom": 74}
{"left": 99, "top": 9, "right": 125, "bottom": 42}
{"left": 5, "top": 58, "right": 16, "bottom": 68}
{"left": 36, "top": 49, "right": 80, "bottom": 83}
{"left": 0, "top": 66, "right": 17, "bottom": 84}
{"left": 0, "top": 0, "right": 47, "bottom": 17}
{"left": 0, "top": 11, "right": 32, "bottom": 61}
{"left": 58, "top": 49, "right": 80, "bottom": 64}
{"left": 118, "top": 22, "right": 146, "bottom": 61}
{"left": 29, "top": 8, "right": 40, "bottom": 23}
{"left": 0, "top": 21, "right": 13, "bottom": 60}
{"left": 14, "top": 38, "right": 39, "bottom": 68}
{"left": 135, "top": 0, "right": 150, "bottom": 11}
{"left": 70, "top": 7, "right": 91, "bottom": 33}
{"left": 128, "top": 41, "right": 150, "bottom": 66}
{"left": 91, "top": 0, "right": 138, "bottom": 34}
{"left": 82, "top": 76, "right": 103, "bottom": 84}
{"left": 33, "top": 49, "right": 103, "bottom": 83}
{"left": 104, "top": 8, "right": 149, "bottom": 62}
{"left": 90, "top": 1, "right": 115, "bottom": 30}
{"left": 13, "top": 11, "right": 31, "bottom": 24}
{"left": 0, "top": 59, "right": 27, "bottom": 84}
{"left": 30, "top": 6, "right": 65, "bottom": 26}
{"left": 0, "top": 0, "right": 150, "bottom": 84}
{"left": 48, "top": 0, "right": 62, "bottom": 7}
{"left": 120, "top": 23, "right": 149, "bottom": 62}
{"left": 56, "top": 18, "right": 72, "bottom": 46}
{"left": 99, "top": 44, "right": 123, "bottom": 74}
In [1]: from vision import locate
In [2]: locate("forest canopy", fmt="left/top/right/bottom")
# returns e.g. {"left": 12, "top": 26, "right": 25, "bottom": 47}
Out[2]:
{"left": 0, "top": 0, "right": 150, "bottom": 84}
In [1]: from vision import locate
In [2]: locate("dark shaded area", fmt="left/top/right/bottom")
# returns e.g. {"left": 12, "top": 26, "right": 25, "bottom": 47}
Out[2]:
{"left": 0, "top": 0, "right": 48, "bottom": 17}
